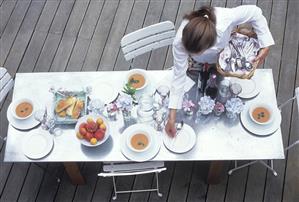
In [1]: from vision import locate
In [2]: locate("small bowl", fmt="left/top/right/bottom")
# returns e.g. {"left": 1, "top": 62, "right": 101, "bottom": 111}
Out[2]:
{"left": 249, "top": 103, "right": 274, "bottom": 125}
{"left": 11, "top": 98, "right": 35, "bottom": 120}
{"left": 126, "top": 69, "right": 148, "bottom": 90}
{"left": 126, "top": 130, "right": 152, "bottom": 153}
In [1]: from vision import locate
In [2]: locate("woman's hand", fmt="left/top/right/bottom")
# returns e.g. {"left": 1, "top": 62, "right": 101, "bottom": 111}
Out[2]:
{"left": 165, "top": 109, "right": 177, "bottom": 137}
{"left": 254, "top": 47, "right": 270, "bottom": 66}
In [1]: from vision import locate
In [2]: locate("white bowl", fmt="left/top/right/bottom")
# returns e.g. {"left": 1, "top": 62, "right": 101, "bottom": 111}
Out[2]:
{"left": 126, "top": 130, "right": 152, "bottom": 153}
{"left": 11, "top": 98, "right": 35, "bottom": 120}
{"left": 75, "top": 115, "right": 110, "bottom": 147}
{"left": 249, "top": 103, "right": 274, "bottom": 125}
{"left": 126, "top": 69, "right": 148, "bottom": 90}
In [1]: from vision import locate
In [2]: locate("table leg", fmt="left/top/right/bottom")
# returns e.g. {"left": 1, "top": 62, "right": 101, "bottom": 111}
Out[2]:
{"left": 63, "top": 162, "right": 85, "bottom": 185}
{"left": 207, "top": 161, "right": 224, "bottom": 184}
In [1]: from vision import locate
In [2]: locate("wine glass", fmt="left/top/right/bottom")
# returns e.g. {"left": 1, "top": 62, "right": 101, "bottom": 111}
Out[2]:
{"left": 156, "top": 85, "right": 170, "bottom": 108}
{"left": 88, "top": 99, "right": 105, "bottom": 115}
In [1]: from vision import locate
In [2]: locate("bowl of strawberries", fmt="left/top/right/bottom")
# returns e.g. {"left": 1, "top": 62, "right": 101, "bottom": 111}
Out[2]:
{"left": 75, "top": 115, "right": 110, "bottom": 147}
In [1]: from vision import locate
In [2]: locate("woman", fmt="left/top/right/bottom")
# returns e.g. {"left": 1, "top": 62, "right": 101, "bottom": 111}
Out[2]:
{"left": 165, "top": 5, "right": 274, "bottom": 136}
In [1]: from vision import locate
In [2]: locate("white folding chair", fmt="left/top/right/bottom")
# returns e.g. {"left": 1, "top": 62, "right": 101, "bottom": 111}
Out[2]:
{"left": 120, "top": 21, "right": 175, "bottom": 66}
{"left": 0, "top": 67, "right": 14, "bottom": 103}
{"left": 0, "top": 67, "right": 14, "bottom": 142}
{"left": 98, "top": 161, "right": 166, "bottom": 200}
{"left": 228, "top": 87, "right": 299, "bottom": 176}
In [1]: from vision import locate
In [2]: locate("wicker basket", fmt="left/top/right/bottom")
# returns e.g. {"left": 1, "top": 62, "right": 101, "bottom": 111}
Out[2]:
{"left": 217, "top": 26, "right": 259, "bottom": 79}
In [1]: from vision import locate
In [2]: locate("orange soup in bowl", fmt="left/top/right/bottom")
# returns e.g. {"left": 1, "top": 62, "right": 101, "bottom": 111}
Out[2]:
{"left": 15, "top": 102, "right": 33, "bottom": 119}
{"left": 130, "top": 133, "right": 149, "bottom": 151}
{"left": 251, "top": 107, "right": 271, "bottom": 124}
{"left": 128, "top": 73, "right": 145, "bottom": 89}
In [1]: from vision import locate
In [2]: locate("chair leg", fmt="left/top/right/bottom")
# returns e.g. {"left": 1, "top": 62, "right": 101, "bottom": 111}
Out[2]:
{"left": 0, "top": 136, "right": 6, "bottom": 142}
{"left": 228, "top": 160, "right": 258, "bottom": 175}
{"left": 112, "top": 176, "right": 117, "bottom": 200}
{"left": 34, "top": 163, "right": 61, "bottom": 183}
{"left": 260, "top": 160, "right": 278, "bottom": 176}
{"left": 155, "top": 172, "right": 162, "bottom": 197}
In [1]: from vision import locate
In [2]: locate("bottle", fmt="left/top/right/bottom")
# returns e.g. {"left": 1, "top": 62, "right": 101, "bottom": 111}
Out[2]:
{"left": 200, "top": 63, "right": 210, "bottom": 92}
{"left": 205, "top": 73, "right": 218, "bottom": 99}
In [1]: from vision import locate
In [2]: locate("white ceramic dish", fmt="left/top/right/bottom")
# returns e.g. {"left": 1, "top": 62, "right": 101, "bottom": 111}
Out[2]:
{"left": 7, "top": 102, "right": 40, "bottom": 130}
{"left": 75, "top": 115, "right": 110, "bottom": 147}
{"left": 240, "top": 104, "right": 281, "bottom": 136}
{"left": 120, "top": 124, "right": 161, "bottom": 162}
{"left": 163, "top": 124, "right": 197, "bottom": 153}
{"left": 22, "top": 129, "right": 54, "bottom": 159}
{"left": 126, "top": 130, "right": 152, "bottom": 153}
{"left": 11, "top": 98, "right": 35, "bottom": 120}
{"left": 90, "top": 81, "right": 119, "bottom": 104}
{"left": 249, "top": 103, "right": 274, "bottom": 125}
{"left": 230, "top": 77, "right": 260, "bottom": 99}
{"left": 126, "top": 69, "right": 148, "bottom": 90}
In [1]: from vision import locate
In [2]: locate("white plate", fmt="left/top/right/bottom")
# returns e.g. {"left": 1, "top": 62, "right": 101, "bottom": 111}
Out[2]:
{"left": 90, "top": 81, "right": 119, "bottom": 104}
{"left": 230, "top": 77, "right": 260, "bottom": 99}
{"left": 163, "top": 124, "right": 196, "bottom": 153}
{"left": 22, "top": 130, "right": 54, "bottom": 159}
{"left": 7, "top": 102, "right": 41, "bottom": 130}
{"left": 240, "top": 104, "right": 281, "bottom": 136}
{"left": 75, "top": 115, "right": 110, "bottom": 147}
{"left": 120, "top": 124, "right": 161, "bottom": 162}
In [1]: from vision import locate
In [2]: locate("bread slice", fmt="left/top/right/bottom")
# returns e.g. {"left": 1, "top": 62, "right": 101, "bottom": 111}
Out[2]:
{"left": 72, "top": 99, "right": 84, "bottom": 119}
{"left": 66, "top": 97, "right": 77, "bottom": 116}
{"left": 55, "top": 97, "right": 74, "bottom": 114}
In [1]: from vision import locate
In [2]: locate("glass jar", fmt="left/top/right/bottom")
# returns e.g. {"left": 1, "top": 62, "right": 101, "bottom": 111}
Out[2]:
{"left": 217, "top": 79, "right": 231, "bottom": 104}
{"left": 137, "top": 94, "right": 154, "bottom": 123}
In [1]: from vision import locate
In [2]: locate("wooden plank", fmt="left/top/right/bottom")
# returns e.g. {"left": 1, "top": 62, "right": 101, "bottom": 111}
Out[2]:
{"left": 33, "top": 33, "right": 62, "bottom": 72}
{"left": 35, "top": 0, "right": 61, "bottom": 33}
{"left": 78, "top": 0, "right": 105, "bottom": 40}
{"left": 49, "top": 0, "right": 75, "bottom": 35}
{"left": 0, "top": 162, "right": 30, "bottom": 201}
{"left": 114, "top": 0, "right": 150, "bottom": 71}
{"left": 63, "top": 0, "right": 91, "bottom": 37}
{"left": 35, "top": 163, "right": 64, "bottom": 202}
{"left": 63, "top": 162, "right": 85, "bottom": 185}
{"left": 264, "top": 0, "right": 299, "bottom": 201}
{"left": 49, "top": 36, "right": 76, "bottom": 72}
{"left": 98, "top": 0, "right": 135, "bottom": 71}
{"left": 0, "top": 0, "right": 17, "bottom": 37}
{"left": 3, "top": 0, "right": 46, "bottom": 77}
{"left": 65, "top": 37, "right": 90, "bottom": 71}
{"left": 282, "top": 44, "right": 299, "bottom": 202}
{"left": 148, "top": 161, "right": 175, "bottom": 202}
{"left": 17, "top": 163, "right": 45, "bottom": 202}
{"left": 167, "top": 162, "right": 193, "bottom": 202}
{"left": 264, "top": 0, "right": 288, "bottom": 88}
{"left": 72, "top": 163, "right": 102, "bottom": 202}
{"left": 186, "top": 161, "right": 210, "bottom": 202}
{"left": 128, "top": 0, "right": 166, "bottom": 71}
{"left": 206, "top": 162, "right": 230, "bottom": 202}
{"left": 90, "top": 172, "right": 113, "bottom": 202}
{"left": 147, "top": 0, "right": 180, "bottom": 71}
{"left": 82, "top": 0, "right": 120, "bottom": 71}
{"left": 0, "top": 0, "right": 32, "bottom": 66}
{"left": 65, "top": 0, "right": 105, "bottom": 72}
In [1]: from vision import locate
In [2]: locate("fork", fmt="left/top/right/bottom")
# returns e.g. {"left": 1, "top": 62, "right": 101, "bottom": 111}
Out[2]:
{"left": 172, "top": 121, "right": 184, "bottom": 146}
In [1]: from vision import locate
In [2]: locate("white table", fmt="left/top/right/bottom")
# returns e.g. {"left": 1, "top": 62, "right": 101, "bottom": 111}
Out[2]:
{"left": 4, "top": 69, "right": 284, "bottom": 184}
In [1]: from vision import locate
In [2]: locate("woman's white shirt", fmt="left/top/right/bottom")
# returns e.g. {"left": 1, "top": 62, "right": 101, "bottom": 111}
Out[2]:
{"left": 169, "top": 5, "right": 275, "bottom": 109}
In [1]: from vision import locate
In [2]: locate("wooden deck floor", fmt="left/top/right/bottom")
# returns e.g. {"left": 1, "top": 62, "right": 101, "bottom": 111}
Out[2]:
{"left": 0, "top": 0, "right": 298, "bottom": 201}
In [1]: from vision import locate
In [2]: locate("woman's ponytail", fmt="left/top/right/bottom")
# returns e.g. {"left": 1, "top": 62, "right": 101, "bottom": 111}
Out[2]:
{"left": 182, "top": 6, "right": 217, "bottom": 53}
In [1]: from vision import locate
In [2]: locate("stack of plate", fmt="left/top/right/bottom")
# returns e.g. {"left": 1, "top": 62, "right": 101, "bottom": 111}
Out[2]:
{"left": 120, "top": 124, "right": 161, "bottom": 162}
{"left": 240, "top": 103, "right": 281, "bottom": 136}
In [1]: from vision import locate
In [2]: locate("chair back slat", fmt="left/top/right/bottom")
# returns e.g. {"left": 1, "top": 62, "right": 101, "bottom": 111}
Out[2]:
{"left": 0, "top": 67, "right": 13, "bottom": 103}
{"left": 124, "top": 38, "right": 174, "bottom": 61}
{"left": 103, "top": 161, "right": 164, "bottom": 172}
{"left": 296, "top": 87, "right": 299, "bottom": 116}
{"left": 121, "top": 21, "right": 175, "bottom": 61}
